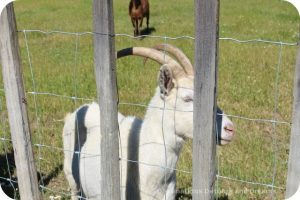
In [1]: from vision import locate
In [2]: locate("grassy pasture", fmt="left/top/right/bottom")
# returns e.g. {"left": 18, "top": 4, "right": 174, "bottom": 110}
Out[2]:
{"left": 0, "top": 0, "right": 299, "bottom": 199}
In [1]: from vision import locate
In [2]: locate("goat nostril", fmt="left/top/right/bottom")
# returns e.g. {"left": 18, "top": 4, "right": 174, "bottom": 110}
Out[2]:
{"left": 224, "top": 124, "right": 234, "bottom": 135}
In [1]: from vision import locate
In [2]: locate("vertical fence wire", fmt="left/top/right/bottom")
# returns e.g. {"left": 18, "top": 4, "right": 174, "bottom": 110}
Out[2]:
{"left": 22, "top": 30, "right": 46, "bottom": 196}
{"left": 270, "top": 43, "right": 283, "bottom": 199}
{"left": 72, "top": 33, "right": 80, "bottom": 108}
{"left": 72, "top": 33, "right": 85, "bottom": 200}
{"left": 162, "top": 37, "right": 169, "bottom": 200}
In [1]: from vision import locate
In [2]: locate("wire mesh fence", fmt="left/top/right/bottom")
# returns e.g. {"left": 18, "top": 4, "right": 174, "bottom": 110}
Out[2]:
{"left": 0, "top": 25, "right": 298, "bottom": 200}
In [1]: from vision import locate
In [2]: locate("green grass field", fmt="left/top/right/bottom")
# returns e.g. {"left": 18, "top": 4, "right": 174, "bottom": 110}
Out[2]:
{"left": 0, "top": 0, "right": 299, "bottom": 199}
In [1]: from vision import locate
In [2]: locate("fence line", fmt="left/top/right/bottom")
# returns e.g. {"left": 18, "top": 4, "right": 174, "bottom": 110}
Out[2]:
{"left": 0, "top": 4, "right": 41, "bottom": 200}
{"left": 3, "top": 90, "right": 292, "bottom": 125}
{"left": 17, "top": 29, "right": 298, "bottom": 46}
{"left": 3, "top": 89, "right": 293, "bottom": 130}
{"left": 268, "top": 39, "right": 284, "bottom": 198}
{"left": 0, "top": 19, "right": 298, "bottom": 200}
{"left": 23, "top": 27, "right": 47, "bottom": 195}
{"left": 0, "top": 139, "right": 287, "bottom": 191}
{"left": 0, "top": 138, "right": 287, "bottom": 191}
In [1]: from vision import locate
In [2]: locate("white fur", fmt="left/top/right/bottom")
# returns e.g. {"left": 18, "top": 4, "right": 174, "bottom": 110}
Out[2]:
{"left": 286, "top": 184, "right": 300, "bottom": 200}
{"left": 63, "top": 72, "right": 234, "bottom": 200}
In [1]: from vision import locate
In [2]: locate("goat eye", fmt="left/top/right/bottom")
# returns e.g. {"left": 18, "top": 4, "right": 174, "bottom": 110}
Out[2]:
{"left": 183, "top": 96, "right": 193, "bottom": 102}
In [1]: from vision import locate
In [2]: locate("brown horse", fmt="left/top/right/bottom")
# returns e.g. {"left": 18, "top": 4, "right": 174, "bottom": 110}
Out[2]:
{"left": 129, "top": 0, "right": 149, "bottom": 36}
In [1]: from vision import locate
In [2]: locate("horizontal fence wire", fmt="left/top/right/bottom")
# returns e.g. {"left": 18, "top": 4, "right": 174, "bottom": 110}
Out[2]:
{"left": 0, "top": 141, "right": 287, "bottom": 189}
{"left": 0, "top": 29, "right": 296, "bottom": 199}
{"left": 17, "top": 29, "right": 299, "bottom": 46}
{"left": 0, "top": 90, "right": 293, "bottom": 126}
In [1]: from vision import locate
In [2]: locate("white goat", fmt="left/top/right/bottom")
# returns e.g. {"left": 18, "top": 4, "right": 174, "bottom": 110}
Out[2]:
{"left": 63, "top": 44, "right": 235, "bottom": 200}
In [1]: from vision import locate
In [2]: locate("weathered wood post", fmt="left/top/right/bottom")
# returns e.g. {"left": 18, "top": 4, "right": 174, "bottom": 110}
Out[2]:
{"left": 93, "top": 0, "right": 121, "bottom": 199}
{"left": 193, "top": 0, "right": 219, "bottom": 199}
{"left": 0, "top": 3, "right": 41, "bottom": 200}
{"left": 285, "top": 44, "right": 300, "bottom": 198}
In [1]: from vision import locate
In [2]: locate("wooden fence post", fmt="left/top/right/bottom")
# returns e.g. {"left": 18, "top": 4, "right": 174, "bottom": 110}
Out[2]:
{"left": 285, "top": 45, "right": 300, "bottom": 198}
{"left": 193, "top": 0, "right": 219, "bottom": 199}
{"left": 0, "top": 3, "right": 41, "bottom": 200}
{"left": 93, "top": 0, "right": 121, "bottom": 199}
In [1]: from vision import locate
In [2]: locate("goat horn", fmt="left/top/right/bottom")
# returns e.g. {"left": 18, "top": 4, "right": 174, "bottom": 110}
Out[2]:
{"left": 152, "top": 43, "right": 194, "bottom": 76}
{"left": 117, "top": 47, "right": 186, "bottom": 79}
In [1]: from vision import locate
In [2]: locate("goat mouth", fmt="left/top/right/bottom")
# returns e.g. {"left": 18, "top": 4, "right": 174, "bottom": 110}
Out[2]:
{"left": 224, "top": 127, "right": 234, "bottom": 133}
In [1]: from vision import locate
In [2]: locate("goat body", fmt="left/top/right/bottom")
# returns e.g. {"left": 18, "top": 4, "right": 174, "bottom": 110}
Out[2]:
{"left": 286, "top": 184, "right": 300, "bottom": 200}
{"left": 63, "top": 45, "right": 235, "bottom": 200}
{"left": 129, "top": 0, "right": 149, "bottom": 36}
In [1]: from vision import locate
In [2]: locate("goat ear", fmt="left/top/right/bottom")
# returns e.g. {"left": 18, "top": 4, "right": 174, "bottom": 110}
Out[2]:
{"left": 159, "top": 65, "right": 175, "bottom": 96}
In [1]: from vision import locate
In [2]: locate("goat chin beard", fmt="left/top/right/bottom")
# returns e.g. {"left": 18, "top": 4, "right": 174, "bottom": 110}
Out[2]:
{"left": 220, "top": 139, "right": 232, "bottom": 145}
